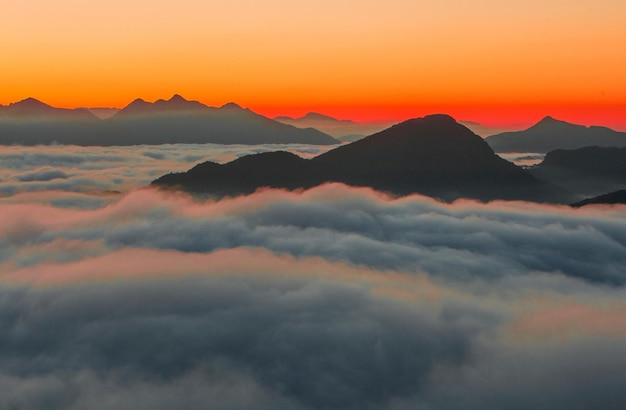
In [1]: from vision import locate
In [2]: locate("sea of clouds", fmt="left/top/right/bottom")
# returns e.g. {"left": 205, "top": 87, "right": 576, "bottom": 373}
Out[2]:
{"left": 0, "top": 144, "right": 625, "bottom": 409}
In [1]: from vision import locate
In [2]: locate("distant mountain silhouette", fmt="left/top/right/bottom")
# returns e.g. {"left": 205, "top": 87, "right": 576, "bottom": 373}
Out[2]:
{"left": 0, "top": 95, "right": 338, "bottom": 146}
{"left": 571, "top": 189, "right": 626, "bottom": 207}
{"left": 220, "top": 102, "right": 245, "bottom": 110}
{"left": 277, "top": 112, "right": 354, "bottom": 123}
{"left": 0, "top": 98, "right": 97, "bottom": 120}
{"left": 305, "top": 112, "right": 354, "bottom": 122}
{"left": 114, "top": 95, "right": 213, "bottom": 117}
{"left": 485, "top": 116, "right": 626, "bottom": 153}
{"left": 153, "top": 114, "right": 571, "bottom": 203}
{"left": 458, "top": 121, "right": 507, "bottom": 138}
{"left": 528, "top": 146, "right": 626, "bottom": 198}
{"left": 274, "top": 112, "right": 393, "bottom": 139}
{"left": 0, "top": 98, "right": 101, "bottom": 145}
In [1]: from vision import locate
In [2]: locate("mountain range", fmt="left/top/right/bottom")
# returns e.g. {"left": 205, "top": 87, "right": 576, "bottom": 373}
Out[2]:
{"left": 0, "top": 95, "right": 339, "bottom": 146}
{"left": 153, "top": 114, "right": 571, "bottom": 203}
{"left": 486, "top": 116, "right": 626, "bottom": 153}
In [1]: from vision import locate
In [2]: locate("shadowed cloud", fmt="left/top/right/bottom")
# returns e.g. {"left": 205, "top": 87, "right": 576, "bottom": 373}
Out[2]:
{"left": 1, "top": 243, "right": 625, "bottom": 409}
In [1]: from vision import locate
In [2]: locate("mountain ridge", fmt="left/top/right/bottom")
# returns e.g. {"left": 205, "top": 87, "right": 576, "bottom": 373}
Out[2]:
{"left": 486, "top": 116, "right": 626, "bottom": 153}
{"left": 274, "top": 111, "right": 393, "bottom": 139}
{"left": 0, "top": 97, "right": 98, "bottom": 120}
{"left": 0, "top": 95, "right": 338, "bottom": 146}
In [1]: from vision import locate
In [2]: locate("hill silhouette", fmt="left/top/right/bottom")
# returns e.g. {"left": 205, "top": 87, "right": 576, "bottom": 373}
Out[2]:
{"left": 153, "top": 114, "right": 570, "bottom": 203}
{"left": 0, "top": 95, "right": 338, "bottom": 146}
{"left": 528, "top": 146, "right": 626, "bottom": 198}
{"left": 485, "top": 116, "right": 626, "bottom": 153}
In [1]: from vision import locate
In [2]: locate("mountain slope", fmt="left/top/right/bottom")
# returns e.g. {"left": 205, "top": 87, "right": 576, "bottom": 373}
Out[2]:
{"left": 485, "top": 116, "right": 626, "bottom": 153}
{"left": 153, "top": 114, "right": 570, "bottom": 203}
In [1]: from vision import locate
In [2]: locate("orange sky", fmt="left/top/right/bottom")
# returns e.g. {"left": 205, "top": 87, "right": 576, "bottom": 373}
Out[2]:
{"left": 1, "top": 0, "right": 625, "bottom": 129}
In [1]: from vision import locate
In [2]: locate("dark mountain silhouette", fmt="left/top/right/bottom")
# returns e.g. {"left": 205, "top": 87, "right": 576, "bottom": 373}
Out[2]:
{"left": 303, "top": 112, "right": 355, "bottom": 122}
{"left": 276, "top": 112, "right": 354, "bottom": 123}
{"left": 0, "top": 98, "right": 97, "bottom": 120}
{"left": 528, "top": 146, "right": 626, "bottom": 198}
{"left": 0, "top": 98, "right": 101, "bottom": 145}
{"left": 274, "top": 112, "right": 393, "bottom": 139}
{"left": 458, "top": 121, "right": 507, "bottom": 138}
{"left": 153, "top": 114, "right": 571, "bottom": 203}
{"left": 113, "top": 98, "right": 154, "bottom": 116}
{"left": 0, "top": 95, "right": 338, "bottom": 146}
{"left": 102, "top": 96, "right": 338, "bottom": 145}
{"left": 485, "top": 116, "right": 626, "bottom": 153}
{"left": 220, "top": 102, "right": 245, "bottom": 110}
{"left": 571, "top": 189, "right": 626, "bottom": 207}
{"left": 114, "top": 94, "right": 209, "bottom": 117}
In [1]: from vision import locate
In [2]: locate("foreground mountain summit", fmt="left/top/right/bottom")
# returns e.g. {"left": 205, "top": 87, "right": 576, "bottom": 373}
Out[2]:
{"left": 153, "top": 114, "right": 570, "bottom": 203}
{"left": 0, "top": 95, "right": 338, "bottom": 146}
{"left": 486, "top": 116, "right": 626, "bottom": 153}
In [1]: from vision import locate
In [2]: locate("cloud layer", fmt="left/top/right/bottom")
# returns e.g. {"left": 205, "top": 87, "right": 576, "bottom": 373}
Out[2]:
{"left": 1, "top": 180, "right": 625, "bottom": 409}
{"left": 3, "top": 184, "right": 624, "bottom": 284}
{"left": 0, "top": 143, "right": 335, "bottom": 202}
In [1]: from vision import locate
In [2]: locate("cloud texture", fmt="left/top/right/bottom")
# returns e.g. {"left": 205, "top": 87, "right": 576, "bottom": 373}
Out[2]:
{"left": 0, "top": 179, "right": 625, "bottom": 409}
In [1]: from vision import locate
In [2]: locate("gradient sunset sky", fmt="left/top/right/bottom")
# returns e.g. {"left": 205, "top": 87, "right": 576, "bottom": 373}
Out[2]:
{"left": 2, "top": 0, "right": 625, "bottom": 128}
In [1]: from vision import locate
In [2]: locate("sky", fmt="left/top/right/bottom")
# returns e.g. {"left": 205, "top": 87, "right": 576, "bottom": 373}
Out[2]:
{"left": 2, "top": 0, "right": 625, "bottom": 128}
